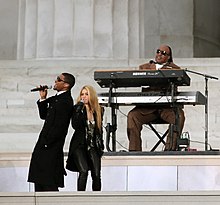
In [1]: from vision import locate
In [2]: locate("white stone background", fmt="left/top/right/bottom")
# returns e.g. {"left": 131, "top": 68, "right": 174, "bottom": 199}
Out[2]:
{"left": 0, "top": 59, "right": 219, "bottom": 153}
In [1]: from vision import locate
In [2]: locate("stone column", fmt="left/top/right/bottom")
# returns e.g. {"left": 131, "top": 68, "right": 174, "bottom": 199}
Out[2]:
{"left": 1, "top": 0, "right": 220, "bottom": 59}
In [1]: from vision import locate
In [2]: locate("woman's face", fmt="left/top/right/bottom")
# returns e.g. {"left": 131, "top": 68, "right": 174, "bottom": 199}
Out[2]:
{"left": 80, "top": 88, "right": 89, "bottom": 104}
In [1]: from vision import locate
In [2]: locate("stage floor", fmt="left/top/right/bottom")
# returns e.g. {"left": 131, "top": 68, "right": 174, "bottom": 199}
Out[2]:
{"left": 103, "top": 150, "right": 220, "bottom": 156}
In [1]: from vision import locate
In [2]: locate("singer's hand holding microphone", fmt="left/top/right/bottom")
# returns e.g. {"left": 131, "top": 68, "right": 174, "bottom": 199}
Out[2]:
{"left": 76, "top": 100, "right": 84, "bottom": 113}
{"left": 31, "top": 85, "right": 52, "bottom": 92}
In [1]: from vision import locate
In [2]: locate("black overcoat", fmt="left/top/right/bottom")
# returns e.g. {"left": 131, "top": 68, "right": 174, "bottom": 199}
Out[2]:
{"left": 28, "top": 91, "right": 73, "bottom": 187}
{"left": 66, "top": 106, "right": 104, "bottom": 172}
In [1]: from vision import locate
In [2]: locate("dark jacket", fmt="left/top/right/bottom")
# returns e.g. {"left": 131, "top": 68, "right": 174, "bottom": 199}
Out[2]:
{"left": 28, "top": 91, "right": 73, "bottom": 187}
{"left": 66, "top": 105, "right": 104, "bottom": 172}
{"left": 139, "top": 61, "right": 180, "bottom": 70}
{"left": 139, "top": 61, "right": 181, "bottom": 92}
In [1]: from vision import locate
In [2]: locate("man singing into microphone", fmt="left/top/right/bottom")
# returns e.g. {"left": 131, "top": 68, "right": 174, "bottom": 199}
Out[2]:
{"left": 28, "top": 73, "right": 75, "bottom": 192}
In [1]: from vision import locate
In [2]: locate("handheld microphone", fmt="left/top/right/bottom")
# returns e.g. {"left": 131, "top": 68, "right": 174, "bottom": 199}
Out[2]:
{"left": 31, "top": 85, "right": 52, "bottom": 92}
{"left": 76, "top": 100, "right": 84, "bottom": 113}
{"left": 149, "top": 60, "right": 156, "bottom": 64}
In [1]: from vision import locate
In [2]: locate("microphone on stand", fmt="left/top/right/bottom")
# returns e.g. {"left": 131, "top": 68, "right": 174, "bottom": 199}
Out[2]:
{"left": 30, "top": 85, "right": 52, "bottom": 92}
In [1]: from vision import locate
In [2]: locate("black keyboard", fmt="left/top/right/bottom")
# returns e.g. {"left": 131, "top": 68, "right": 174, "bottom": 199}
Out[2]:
{"left": 94, "top": 69, "right": 191, "bottom": 88}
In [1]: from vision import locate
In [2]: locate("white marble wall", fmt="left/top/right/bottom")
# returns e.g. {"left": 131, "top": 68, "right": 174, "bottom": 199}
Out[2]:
{"left": 1, "top": 0, "right": 220, "bottom": 60}
{"left": 0, "top": 58, "right": 220, "bottom": 153}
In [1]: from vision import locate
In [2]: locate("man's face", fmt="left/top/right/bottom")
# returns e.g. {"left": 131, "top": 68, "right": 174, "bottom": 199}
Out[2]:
{"left": 155, "top": 45, "right": 170, "bottom": 64}
{"left": 53, "top": 74, "right": 68, "bottom": 91}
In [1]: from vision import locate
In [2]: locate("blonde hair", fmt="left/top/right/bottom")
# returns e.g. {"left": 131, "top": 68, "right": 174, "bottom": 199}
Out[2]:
{"left": 77, "top": 85, "right": 102, "bottom": 131}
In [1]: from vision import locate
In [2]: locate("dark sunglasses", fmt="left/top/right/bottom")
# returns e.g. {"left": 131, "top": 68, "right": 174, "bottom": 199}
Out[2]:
{"left": 57, "top": 76, "right": 66, "bottom": 82}
{"left": 156, "top": 49, "right": 169, "bottom": 56}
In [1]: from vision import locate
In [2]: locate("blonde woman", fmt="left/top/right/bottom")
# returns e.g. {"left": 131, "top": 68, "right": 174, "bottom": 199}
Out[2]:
{"left": 66, "top": 85, "right": 104, "bottom": 191}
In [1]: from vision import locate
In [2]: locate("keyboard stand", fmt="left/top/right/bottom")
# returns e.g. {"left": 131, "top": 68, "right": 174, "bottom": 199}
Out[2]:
{"left": 105, "top": 81, "right": 117, "bottom": 152}
{"left": 148, "top": 123, "right": 168, "bottom": 151}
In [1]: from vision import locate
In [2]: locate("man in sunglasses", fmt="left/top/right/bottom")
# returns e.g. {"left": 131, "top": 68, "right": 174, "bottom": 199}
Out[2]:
{"left": 127, "top": 44, "right": 185, "bottom": 151}
{"left": 28, "top": 73, "right": 75, "bottom": 191}
{"left": 139, "top": 44, "right": 180, "bottom": 70}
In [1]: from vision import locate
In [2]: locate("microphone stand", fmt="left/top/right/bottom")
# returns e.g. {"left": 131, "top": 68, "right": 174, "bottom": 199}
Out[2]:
{"left": 185, "top": 68, "right": 218, "bottom": 151}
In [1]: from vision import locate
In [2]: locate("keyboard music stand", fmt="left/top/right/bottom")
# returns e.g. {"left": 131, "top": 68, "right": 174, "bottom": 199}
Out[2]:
{"left": 105, "top": 79, "right": 181, "bottom": 152}
{"left": 105, "top": 80, "right": 117, "bottom": 152}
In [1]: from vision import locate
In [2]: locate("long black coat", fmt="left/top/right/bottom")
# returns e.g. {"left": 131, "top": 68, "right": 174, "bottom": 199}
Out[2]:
{"left": 66, "top": 106, "right": 104, "bottom": 172}
{"left": 28, "top": 91, "right": 73, "bottom": 187}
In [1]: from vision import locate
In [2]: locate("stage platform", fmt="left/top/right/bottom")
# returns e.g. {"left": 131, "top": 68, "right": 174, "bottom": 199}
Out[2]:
{"left": 1, "top": 151, "right": 220, "bottom": 193}
{"left": 103, "top": 150, "right": 220, "bottom": 156}
{"left": 1, "top": 151, "right": 220, "bottom": 204}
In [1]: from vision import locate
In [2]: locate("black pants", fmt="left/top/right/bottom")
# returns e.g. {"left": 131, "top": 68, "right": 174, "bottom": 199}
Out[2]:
{"left": 73, "top": 147, "right": 101, "bottom": 191}
{"left": 34, "top": 183, "right": 59, "bottom": 192}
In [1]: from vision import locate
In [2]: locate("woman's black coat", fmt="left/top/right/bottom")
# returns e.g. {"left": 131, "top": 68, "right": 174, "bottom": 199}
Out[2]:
{"left": 66, "top": 105, "right": 104, "bottom": 172}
